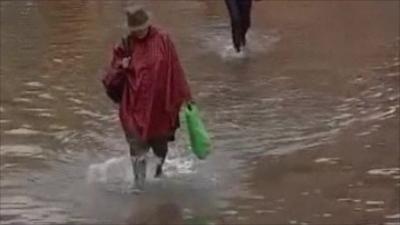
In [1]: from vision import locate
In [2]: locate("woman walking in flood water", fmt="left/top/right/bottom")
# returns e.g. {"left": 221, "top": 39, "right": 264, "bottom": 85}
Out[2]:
{"left": 102, "top": 6, "right": 192, "bottom": 190}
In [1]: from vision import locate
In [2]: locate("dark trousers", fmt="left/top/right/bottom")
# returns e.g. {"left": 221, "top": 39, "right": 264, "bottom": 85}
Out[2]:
{"left": 224, "top": 0, "right": 252, "bottom": 52}
{"left": 149, "top": 140, "right": 168, "bottom": 160}
{"left": 126, "top": 133, "right": 168, "bottom": 179}
{"left": 126, "top": 133, "right": 168, "bottom": 159}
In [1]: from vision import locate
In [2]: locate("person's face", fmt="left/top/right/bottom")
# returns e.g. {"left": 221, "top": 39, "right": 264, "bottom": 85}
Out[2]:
{"left": 131, "top": 27, "right": 149, "bottom": 39}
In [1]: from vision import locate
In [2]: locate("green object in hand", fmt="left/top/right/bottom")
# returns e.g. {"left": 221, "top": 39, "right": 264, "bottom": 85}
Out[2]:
{"left": 184, "top": 103, "right": 211, "bottom": 159}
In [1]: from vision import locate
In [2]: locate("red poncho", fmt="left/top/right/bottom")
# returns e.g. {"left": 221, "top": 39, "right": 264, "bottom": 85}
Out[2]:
{"left": 102, "top": 26, "right": 192, "bottom": 142}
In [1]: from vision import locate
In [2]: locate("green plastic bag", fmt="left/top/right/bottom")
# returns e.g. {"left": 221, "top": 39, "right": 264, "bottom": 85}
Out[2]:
{"left": 184, "top": 104, "right": 211, "bottom": 159}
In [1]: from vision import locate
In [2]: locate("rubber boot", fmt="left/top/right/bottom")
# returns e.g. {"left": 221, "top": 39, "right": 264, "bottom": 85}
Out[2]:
{"left": 155, "top": 157, "right": 164, "bottom": 178}
{"left": 131, "top": 156, "right": 146, "bottom": 191}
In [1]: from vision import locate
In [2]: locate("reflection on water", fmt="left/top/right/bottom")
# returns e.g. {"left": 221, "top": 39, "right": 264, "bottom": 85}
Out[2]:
{"left": 1, "top": 0, "right": 399, "bottom": 224}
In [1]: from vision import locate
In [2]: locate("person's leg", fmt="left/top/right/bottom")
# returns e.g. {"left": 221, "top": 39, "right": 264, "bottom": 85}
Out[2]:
{"left": 238, "top": 0, "right": 252, "bottom": 46}
{"left": 127, "top": 134, "right": 149, "bottom": 190}
{"left": 225, "top": 0, "right": 242, "bottom": 52}
{"left": 151, "top": 140, "right": 168, "bottom": 178}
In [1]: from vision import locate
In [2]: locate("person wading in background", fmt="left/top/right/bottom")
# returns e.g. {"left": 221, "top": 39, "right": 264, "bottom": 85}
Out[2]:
{"left": 225, "top": 0, "right": 256, "bottom": 53}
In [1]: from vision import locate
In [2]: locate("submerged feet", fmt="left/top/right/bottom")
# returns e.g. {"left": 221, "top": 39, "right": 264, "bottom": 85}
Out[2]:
{"left": 130, "top": 156, "right": 165, "bottom": 193}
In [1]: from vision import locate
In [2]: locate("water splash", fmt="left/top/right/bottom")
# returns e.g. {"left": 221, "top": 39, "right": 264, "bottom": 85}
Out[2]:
{"left": 86, "top": 153, "right": 196, "bottom": 191}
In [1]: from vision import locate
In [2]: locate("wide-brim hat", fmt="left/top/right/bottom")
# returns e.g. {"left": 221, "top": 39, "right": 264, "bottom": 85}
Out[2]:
{"left": 125, "top": 6, "right": 151, "bottom": 31}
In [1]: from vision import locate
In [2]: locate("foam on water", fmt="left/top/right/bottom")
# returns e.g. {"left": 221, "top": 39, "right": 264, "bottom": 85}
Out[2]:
{"left": 197, "top": 24, "right": 280, "bottom": 60}
{"left": 314, "top": 157, "right": 341, "bottom": 165}
{"left": 22, "top": 107, "right": 52, "bottom": 112}
{"left": 86, "top": 153, "right": 196, "bottom": 191}
{"left": 0, "top": 163, "right": 18, "bottom": 170}
{"left": 221, "top": 46, "right": 249, "bottom": 60}
{"left": 73, "top": 109, "right": 104, "bottom": 119}
{"left": 52, "top": 86, "right": 67, "bottom": 91}
{"left": 0, "top": 145, "right": 44, "bottom": 158}
{"left": 12, "top": 97, "right": 32, "bottom": 103}
{"left": 366, "top": 200, "right": 385, "bottom": 206}
{"left": 87, "top": 157, "right": 133, "bottom": 191}
{"left": 385, "top": 223, "right": 400, "bottom": 225}
{"left": 53, "top": 58, "right": 63, "bottom": 63}
{"left": 4, "top": 128, "right": 41, "bottom": 135}
{"left": 68, "top": 97, "right": 84, "bottom": 104}
{"left": 386, "top": 214, "right": 400, "bottom": 219}
{"left": 0, "top": 119, "right": 11, "bottom": 124}
{"left": 256, "top": 209, "right": 277, "bottom": 214}
{"left": 48, "top": 124, "right": 68, "bottom": 130}
{"left": 38, "top": 112, "right": 55, "bottom": 118}
{"left": 367, "top": 168, "right": 400, "bottom": 176}
{"left": 24, "top": 81, "right": 44, "bottom": 88}
{"left": 38, "top": 93, "right": 55, "bottom": 100}
{"left": 164, "top": 157, "right": 196, "bottom": 175}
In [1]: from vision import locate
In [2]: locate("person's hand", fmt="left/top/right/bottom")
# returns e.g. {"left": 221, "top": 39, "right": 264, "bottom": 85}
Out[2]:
{"left": 187, "top": 99, "right": 196, "bottom": 110}
{"left": 121, "top": 57, "right": 131, "bottom": 69}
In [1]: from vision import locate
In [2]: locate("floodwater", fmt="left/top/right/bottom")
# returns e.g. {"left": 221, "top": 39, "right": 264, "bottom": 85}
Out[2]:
{"left": 0, "top": 1, "right": 399, "bottom": 224}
